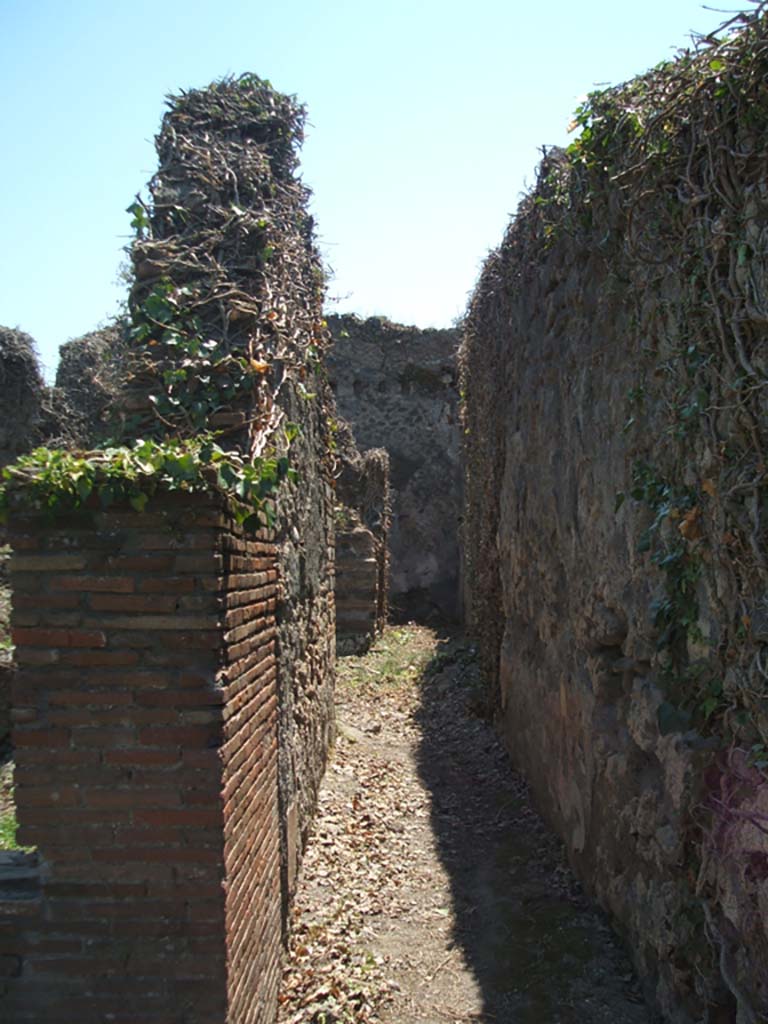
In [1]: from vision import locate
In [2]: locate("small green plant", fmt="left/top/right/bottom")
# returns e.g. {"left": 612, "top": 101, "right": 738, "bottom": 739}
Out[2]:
{"left": 624, "top": 463, "right": 712, "bottom": 714}
{"left": 334, "top": 504, "right": 354, "bottom": 530}
{"left": 0, "top": 807, "right": 20, "bottom": 850}
{"left": 126, "top": 279, "right": 277, "bottom": 438}
{"left": 0, "top": 431, "right": 299, "bottom": 531}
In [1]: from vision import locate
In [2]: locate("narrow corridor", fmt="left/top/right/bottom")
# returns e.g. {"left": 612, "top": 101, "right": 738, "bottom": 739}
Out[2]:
{"left": 278, "top": 626, "right": 653, "bottom": 1024}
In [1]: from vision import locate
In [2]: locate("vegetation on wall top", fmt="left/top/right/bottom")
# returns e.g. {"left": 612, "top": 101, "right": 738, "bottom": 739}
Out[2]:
{"left": 467, "top": 3, "right": 768, "bottom": 749}
{"left": 1, "top": 74, "right": 326, "bottom": 529}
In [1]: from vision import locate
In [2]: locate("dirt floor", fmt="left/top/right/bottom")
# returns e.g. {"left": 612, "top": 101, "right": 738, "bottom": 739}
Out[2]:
{"left": 277, "top": 626, "right": 655, "bottom": 1024}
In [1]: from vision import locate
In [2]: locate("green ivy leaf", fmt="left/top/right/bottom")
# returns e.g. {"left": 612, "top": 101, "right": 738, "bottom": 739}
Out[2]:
{"left": 130, "top": 492, "right": 149, "bottom": 513}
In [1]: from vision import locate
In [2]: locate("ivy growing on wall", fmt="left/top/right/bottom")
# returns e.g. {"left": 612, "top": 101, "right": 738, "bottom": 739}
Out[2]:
{"left": 529, "top": 8, "right": 768, "bottom": 749}
{"left": 1, "top": 73, "right": 327, "bottom": 530}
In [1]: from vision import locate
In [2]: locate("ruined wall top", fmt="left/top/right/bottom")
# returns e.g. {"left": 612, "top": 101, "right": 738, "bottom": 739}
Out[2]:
{"left": 461, "top": 9, "right": 768, "bottom": 1020}
{"left": 122, "top": 75, "right": 327, "bottom": 458}
{"left": 0, "top": 328, "right": 52, "bottom": 468}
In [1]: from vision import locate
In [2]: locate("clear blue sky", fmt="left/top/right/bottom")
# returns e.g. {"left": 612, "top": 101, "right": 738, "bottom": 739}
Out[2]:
{"left": 0, "top": 0, "right": 734, "bottom": 380}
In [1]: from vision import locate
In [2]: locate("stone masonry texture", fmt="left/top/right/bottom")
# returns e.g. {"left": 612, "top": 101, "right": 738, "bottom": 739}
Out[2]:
{"left": 461, "top": 33, "right": 768, "bottom": 1024}
{"left": 327, "top": 314, "right": 461, "bottom": 623}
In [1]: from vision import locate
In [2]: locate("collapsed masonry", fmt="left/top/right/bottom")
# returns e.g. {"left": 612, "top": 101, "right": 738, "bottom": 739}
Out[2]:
{"left": 462, "top": 14, "right": 768, "bottom": 1024}
{"left": 327, "top": 314, "right": 462, "bottom": 624}
{"left": 1, "top": 76, "right": 335, "bottom": 1024}
{"left": 0, "top": 323, "right": 125, "bottom": 466}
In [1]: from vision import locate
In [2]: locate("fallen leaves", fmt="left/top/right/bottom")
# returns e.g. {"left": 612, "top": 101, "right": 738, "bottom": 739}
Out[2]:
{"left": 278, "top": 628, "right": 444, "bottom": 1022}
{"left": 278, "top": 626, "right": 649, "bottom": 1024}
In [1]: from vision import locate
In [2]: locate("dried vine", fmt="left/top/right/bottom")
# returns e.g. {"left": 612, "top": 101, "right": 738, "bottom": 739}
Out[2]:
{"left": 2, "top": 75, "right": 328, "bottom": 529}
{"left": 461, "top": 9, "right": 768, "bottom": 1013}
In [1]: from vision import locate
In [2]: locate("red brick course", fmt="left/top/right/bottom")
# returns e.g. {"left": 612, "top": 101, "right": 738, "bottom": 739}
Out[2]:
{"left": 0, "top": 496, "right": 284, "bottom": 1024}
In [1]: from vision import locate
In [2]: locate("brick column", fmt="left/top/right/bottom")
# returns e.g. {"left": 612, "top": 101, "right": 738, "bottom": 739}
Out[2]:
{"left": 1, "top": 494, "right": 281, "bottom": 1024}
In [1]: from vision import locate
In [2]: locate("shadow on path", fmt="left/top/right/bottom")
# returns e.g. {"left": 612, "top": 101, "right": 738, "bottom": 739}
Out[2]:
{"left": 413, "top": 633, "right": 655, "bottom": 1024}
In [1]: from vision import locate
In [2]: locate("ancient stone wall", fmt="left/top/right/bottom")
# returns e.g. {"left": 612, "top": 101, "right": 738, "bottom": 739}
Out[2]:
{"left": 273, "top": 375, "right": 335, "bottom": 907}
{"left": 335, "top": 520, "right": 383, "bottom": 654}
{"left": 0, "top": 327, "right": 47, "bottom": 748}
{"left": 462, "top": 17, "right": 768, "bottom": 1024}
{"left": 119, "top": 75, "right": 337, "bottom": 918}
{"left": 0, "top": 329, "right": 52, "bottom": 472}
{"left": 327, "top": 314, "right": 461, "bottom": 623}
{"left": 0, "top": 553, "right": 10, "bottom": 747}
{"left": 53, "top": 325, "right": 126, "bottom": 448}
{"left": 0, "top": 325, "right": 115, "bottom": 462}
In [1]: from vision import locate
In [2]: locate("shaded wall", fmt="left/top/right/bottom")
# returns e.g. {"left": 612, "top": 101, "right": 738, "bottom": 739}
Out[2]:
{"left": 327, "top": 314, "right": 461, "bottom": 623}
{"left": 462, "top": 21, "right": 768, "bottom": 1024}
{"left": 335, "top": 431, "right": 389, "bottom": 654}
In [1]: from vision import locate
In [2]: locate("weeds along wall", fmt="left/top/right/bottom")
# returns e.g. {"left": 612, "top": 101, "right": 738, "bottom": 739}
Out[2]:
{"left": 0, "top": 75, "right": 335, "bottom": 1023}
{"left": 461, "top": 12, "right": 768, "bottom": 1024}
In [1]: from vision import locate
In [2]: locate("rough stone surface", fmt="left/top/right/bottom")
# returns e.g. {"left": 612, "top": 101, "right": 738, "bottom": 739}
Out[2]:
{"left": 0, "top": 659, "right": 9, "bottom": 750}
{"left": 0, "top": 328, "right": 51, "bottom": 469}
{"left": 0, "top": 549, "right": 9, "bottom": 746}
{"left": 53, "top": 324, "right": 126, "bottom": 447}
{"left": 0, "top": 325, "right": 115, "bottom": 462}
{"left": 461, "top": 63, "right": 768, "bottom": 1024}
{"left": 335, "top": 523, "right": 383, "bottom": 654}
{"left": 327, "top": 314, "right": 461, "bottom": 623}
{"left": 273, "top": 372, "right": 336, "bottom": 911}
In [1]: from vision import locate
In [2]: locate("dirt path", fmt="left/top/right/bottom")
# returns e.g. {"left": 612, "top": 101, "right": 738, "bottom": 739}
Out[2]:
{"left": 278, "top": 626, "right": 654, "bottom": 1024}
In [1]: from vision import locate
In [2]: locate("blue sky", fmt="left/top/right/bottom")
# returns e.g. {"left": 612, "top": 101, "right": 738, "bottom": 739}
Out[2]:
{"left": 0, "top": 0, "right": 735, "bottom": 379}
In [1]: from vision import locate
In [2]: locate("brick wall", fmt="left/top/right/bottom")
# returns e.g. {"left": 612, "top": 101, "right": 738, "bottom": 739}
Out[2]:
{"left": 0, "top": 493, "right": 285, "bottom": 1023}
{"left": 220, "top": 525, "right": 281, "bottom": 1021}
{"left": 334, "top": 439, "right": 389, "bottom": 655}
{"left": 335, "top": 524, "right": 385, "bottom": 654}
